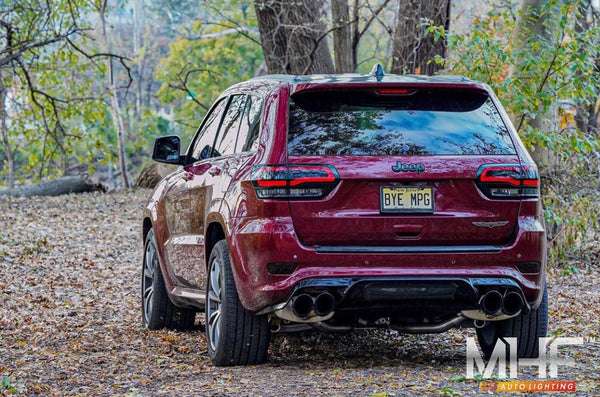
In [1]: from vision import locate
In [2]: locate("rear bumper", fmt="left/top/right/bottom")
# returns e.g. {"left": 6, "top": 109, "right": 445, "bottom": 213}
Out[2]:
{"left": 262, "top": 276, "right": 530, "bottom": 326}
{"left": 228, "top": 215, "right": 546, "bottom": 313}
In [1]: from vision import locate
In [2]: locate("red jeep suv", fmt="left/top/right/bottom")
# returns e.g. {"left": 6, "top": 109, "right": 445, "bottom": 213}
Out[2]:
{"left": 141, "top": 66, "right": 547, "bottom": 366}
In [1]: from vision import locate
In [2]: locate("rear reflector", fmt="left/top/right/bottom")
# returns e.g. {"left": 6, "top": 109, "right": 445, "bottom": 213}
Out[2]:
{"left": 267, "top": 262, "right": 298, "bottom": 275}
{"left": 516, "top": 262, "right": 541, "bottom": 274}
{"left": 252, "top": 164, "right": 339, "bottom": 199}
{"left": 476, "top": 164, "right": 539, "bottom": 199}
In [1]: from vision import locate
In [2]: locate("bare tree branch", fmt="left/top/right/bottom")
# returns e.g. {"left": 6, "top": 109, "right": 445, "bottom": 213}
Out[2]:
{"left": 180, "top": 26, "right": 260, "bottom": 42}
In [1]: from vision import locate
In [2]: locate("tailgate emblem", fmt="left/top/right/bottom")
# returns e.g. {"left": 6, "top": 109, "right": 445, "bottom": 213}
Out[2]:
{"left": 391, "top": 161, "right": 425, "bottom": 174}
{"left": 472, "top": 221, "right": 509, "bottom": 228}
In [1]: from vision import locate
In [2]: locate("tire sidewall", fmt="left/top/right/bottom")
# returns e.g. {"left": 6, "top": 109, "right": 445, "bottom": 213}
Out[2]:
{"left": 477, "top": 286, "right": 549, "bottom": 359}
{"left": 141, "top": 228, "right": 167, "bottom": 329}
{"left": 141, "top": 229, "right": 155, "bottom": 327}
{"left": 206, "top": 241, "right": 228, "bottom": 363}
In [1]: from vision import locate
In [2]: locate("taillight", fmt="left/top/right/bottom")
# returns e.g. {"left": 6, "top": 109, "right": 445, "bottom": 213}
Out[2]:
{"left": 476, "top": 164, "right": 539, "bottom": 199}
{"left": 252, "top": 164, "right": 339, "bottom": 199}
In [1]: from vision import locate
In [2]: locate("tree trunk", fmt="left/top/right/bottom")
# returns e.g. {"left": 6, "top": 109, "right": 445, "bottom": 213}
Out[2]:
{"left": 133, "top": 0, "right": 143, "bottom": 117}
{"left": 512, "top": 0, "right": 566, "bottom": 174}
{"left": 332, "top": 0, "right": 354, "bottom": 73}
{"left": 573, "top": 0, "right": 599, "bottom": 136}
{"left": 390, "top": 0, "right": 450, "bottom": 75}
{"left": 0, "top": 71, "right": 15, "bottom": 190}
{"left": 254, "top": 0, "right": 335, "bottom": 75}
{"left": 99, "top": 2, "right": 130, "bottom": 188}
{"left": 350, "top": 0, "right": 360, "bottom": 72}
{"left": 0, "top": 175, "right": 106, "bottom": 197}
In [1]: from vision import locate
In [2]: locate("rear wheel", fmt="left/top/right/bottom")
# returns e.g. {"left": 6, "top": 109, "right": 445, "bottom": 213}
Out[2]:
{"left": 477, "top": 286, "right": 548, "bottom": 359}
{"left": 141, "top": 228, "right": 196, "bottom": 330}
{"left": 206, "top": 240, "right": 270, "bottom": 366}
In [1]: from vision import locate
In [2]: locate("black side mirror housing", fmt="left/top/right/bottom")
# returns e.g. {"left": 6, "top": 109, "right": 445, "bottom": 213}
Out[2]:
{"left": 152, "top": 136, "right": 185, "bottom": 165}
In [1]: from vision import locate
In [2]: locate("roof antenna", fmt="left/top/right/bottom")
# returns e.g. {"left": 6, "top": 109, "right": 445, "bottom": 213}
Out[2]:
{"left": 370, "top": 63, "right": 385, "bottom": 81}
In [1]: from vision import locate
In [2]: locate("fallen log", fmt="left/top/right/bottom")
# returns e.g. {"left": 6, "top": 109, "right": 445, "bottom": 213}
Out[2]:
{"left": 0, "top": 175, "right": 106, "bottom": 197}
{"left": 134, "top": 163, "right": 176, "bottom": 188}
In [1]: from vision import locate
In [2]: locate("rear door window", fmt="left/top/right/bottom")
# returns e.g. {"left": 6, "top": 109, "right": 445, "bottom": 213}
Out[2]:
{"left": 236, "top": 95, "right": 263, "bottom": 153}
{"left": 287, "top": 89, "right": 515, "bottom": 156}
{"left": 214, "top": 95, "right": 246, "bottom": 157}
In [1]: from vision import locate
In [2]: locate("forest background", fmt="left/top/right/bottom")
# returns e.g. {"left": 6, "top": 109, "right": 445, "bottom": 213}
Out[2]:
{"left": 1, "top": 0, "right": 599, "bottom": 260}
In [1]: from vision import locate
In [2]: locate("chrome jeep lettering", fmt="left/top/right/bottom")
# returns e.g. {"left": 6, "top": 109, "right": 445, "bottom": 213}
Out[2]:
{"left": 391, "top": 161, "right": 425, "bottom": 174}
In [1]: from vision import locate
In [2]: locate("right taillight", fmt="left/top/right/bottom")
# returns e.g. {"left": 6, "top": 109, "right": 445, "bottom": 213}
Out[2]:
{"left": 251, "top": 164, "right": 339, "bottom": 199}
{"left": 476, "top": 164, "right": 539, "bottom": 199}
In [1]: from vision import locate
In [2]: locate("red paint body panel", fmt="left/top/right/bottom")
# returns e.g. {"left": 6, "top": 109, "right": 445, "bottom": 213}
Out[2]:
{"left": 143, "top": 73, "right": 547, "bottom": 319}
{"left": 287, "top": 155, "right": 521, "bottom": 247}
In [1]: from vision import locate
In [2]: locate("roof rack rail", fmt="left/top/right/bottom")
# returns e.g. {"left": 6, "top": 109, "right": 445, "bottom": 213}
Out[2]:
{"left": 249, "top": 74, "right": 305, "bottom": 83}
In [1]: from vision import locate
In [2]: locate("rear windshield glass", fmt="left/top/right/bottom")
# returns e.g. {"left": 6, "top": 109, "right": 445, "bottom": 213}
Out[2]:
{"left": 287, "top": 89, "right": 515, "bottom": 156}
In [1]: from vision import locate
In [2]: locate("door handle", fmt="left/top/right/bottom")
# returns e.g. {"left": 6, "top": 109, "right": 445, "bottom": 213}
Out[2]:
{"left": 208, "top": 167, "right": 222, "bottom": 176}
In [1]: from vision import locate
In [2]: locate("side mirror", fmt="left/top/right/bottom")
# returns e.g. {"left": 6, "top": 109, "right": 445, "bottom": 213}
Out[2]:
{"left": 152, "top": 136, "right": 185, "bottom": 165}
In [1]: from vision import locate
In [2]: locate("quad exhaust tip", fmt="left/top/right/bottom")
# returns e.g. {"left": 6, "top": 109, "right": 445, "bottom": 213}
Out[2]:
{"left": 478, "top": 289, "right": 524, "bottom": 317}
{"left": 291, "top": 294, "right": 314, "bottom": 319}
{"left": 314, "top": 292, "right": 335, "bottom": 317}
{"left": 290, "top": 292, "right": 336, "bottom": 319}
{"left": 502, "top": 291, "right": 524, "bottom": 316}
{"left": 480, "top": 290, "right": 503, "bottom": 315}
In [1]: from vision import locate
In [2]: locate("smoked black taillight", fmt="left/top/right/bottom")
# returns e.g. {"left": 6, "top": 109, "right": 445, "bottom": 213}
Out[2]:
{"left": 252, "top": 164, "right": 339, "bottom": 199}
{"left": 476, "top": 164, "right": 539, "bottom": 199}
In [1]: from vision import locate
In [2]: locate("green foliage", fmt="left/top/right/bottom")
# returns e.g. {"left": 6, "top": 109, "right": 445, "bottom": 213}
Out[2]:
{"left": 444, "top": 1, "right": 600, "bottom": 261}
{"left": 1, "top": 0, "right": 115, "bottom": 182}
{"left": 446, "top": 2, "right": 599, "bottom": 152}
{"left": 125, "top": 109, "right": 170, "bottom": 167}
{"left": 451, "top": 375, "right": 466, "bottom": 383}
{"left": 156, "top": 0, "right": 263, "bottom": 139}
{"left": 439, "top": 386, "right": 458, "bottom": 396}
{"left": 368, "top": 392, "right": 390, "bottom": 397}
{"left": 1, "top": 374, "right": 26, "bottom": 394}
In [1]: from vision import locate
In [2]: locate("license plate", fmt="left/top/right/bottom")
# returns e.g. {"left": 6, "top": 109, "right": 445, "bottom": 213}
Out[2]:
{"left": 380, "top": 186, "right": 434, "bottom": 213}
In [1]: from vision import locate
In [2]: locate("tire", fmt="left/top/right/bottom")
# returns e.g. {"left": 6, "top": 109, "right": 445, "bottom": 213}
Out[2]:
{"left": 206, "top": 240, "right": 270, "bottom": 366}
{"left": 141, "top": 228, "right": 196, "bottom": 331}
{"left": 477, "top": 286, "right": 548, "bottom": 359}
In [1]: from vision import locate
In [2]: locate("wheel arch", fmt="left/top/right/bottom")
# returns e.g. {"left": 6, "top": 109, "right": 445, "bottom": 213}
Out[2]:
{"left": 205, "top": 220, "right": 226, "bottom": 268}
{"left": 204, "top": 216, "right": 252, "bottom": 309}
{"left": 142, "top": 216, "right": 153, "bottom": 242}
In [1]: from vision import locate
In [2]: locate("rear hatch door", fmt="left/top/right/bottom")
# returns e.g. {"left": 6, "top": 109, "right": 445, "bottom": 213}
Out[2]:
{"left": 286, "top": 87, "right": 521, "bottom": 247}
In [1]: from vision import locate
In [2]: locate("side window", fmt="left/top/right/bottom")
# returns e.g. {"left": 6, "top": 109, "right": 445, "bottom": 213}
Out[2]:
{"left": 191, "top": 98, "right": 227, "bottom": 161}
{"left": 236, "top": 95, "right": 263, "bottom": 153}
{"left": 214, "top": 95, "right": 246, "bottom": 157}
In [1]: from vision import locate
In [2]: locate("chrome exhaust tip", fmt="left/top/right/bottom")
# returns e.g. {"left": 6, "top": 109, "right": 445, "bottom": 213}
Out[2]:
{"left": 502, "top": 291, "right": 524, "bottom": 316}
{"left": 480, "top": 290, "right": 503, "bottom": 315}
{"left": 291, "top": 294, "right": 314, "bottom": 319}
{"left": 314, "top": 292, "right": 335, "bottom": 317}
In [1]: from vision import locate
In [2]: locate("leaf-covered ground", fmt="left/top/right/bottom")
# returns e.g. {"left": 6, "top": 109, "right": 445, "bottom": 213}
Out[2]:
{"left": 0, "top": 190, "right": 598, "bottom": 396}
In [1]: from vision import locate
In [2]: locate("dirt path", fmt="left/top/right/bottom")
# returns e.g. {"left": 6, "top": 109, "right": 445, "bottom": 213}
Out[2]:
{"left": 1, "top": 190, "right": 598, "bottom": 396}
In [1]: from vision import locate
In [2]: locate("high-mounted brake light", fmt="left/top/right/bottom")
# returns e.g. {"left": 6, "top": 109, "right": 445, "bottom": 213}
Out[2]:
{"left": 377, "top": 88, "right": 416, "bottom": 95}
{"left": 476, "top": 164, "right": 539, "bottom": 199}
{"left": 252, "top": 164, "right": 339, "bottom": 199}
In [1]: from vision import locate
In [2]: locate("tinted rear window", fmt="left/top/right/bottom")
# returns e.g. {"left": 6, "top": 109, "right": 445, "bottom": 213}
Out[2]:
{"left": 288, "top": 89, "right": 515, "bottom": 156}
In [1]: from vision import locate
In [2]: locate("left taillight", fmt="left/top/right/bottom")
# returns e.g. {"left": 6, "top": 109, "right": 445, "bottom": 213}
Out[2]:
{"left": 476, "top": 164, "right": 540, "bottom": 199}
{"left": 252, "top": 164, "right": 339, "bottom": 199}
